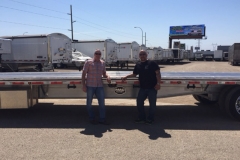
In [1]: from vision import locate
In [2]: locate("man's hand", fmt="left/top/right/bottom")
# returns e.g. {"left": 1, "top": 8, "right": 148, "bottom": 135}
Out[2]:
{"left": 107, "top": 76, "right": 111, "bottom": 84}
{"left": 154, "top": 84, "right": 161, "bottom": 90}
{"left": 82, "top": 85, "right": 87, "bottom": 92}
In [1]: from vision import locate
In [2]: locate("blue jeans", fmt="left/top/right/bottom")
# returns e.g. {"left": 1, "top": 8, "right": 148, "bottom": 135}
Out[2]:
{"left": 137, "top": 88, "right": 157, "bottom": 121}
{"left": 86, "top": 86, "right": 105, "bottom": 122}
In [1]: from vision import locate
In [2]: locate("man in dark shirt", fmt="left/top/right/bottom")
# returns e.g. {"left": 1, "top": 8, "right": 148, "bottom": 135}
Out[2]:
{"left": 122, "top": 50, "right": 161, "bottom": 125}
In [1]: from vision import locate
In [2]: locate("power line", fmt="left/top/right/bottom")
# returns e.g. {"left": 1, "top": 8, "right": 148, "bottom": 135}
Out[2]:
{"left": 0, "top": 20, "right": 68, "bottom": 30}
{"left": 1, "top": 5, "right": 136, "bottom": 39}
{"left": 0, "top": 20, "right": 104, "bottom": 38}
{"left": 73, "top": 16, "right": 138, "bottom": 37}
{"left": 74, "top": 21, "right": 137, "bottom": 39}
{"left": 0, "top": 5, "right": 69, "bottom": 21}
{"left": 8, "top": 0, "right": 138, "bottom": 37}
{"left": 8, "top": 0, "right": 67, "bottom": 14}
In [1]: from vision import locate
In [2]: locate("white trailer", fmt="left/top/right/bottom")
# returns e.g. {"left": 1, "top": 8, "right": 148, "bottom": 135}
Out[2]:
{"left": 188, "top": 47, "right": 195, "bottom": 61}
{"left": 0, "top": 38, "right": 12, "bottom": 54}
{"left": 0, "top": 38, "right": 12, "bottom": 72}
{"left": 72, "top": 39, "right": 118, "bottom": 65}
{"left": 0, "top": 33, "right": 72, "bottom": 71}
{"left": 172, "top": 48, "right": 184, "bottom": 61}
{"left": 159, "top": 49, "right": 174, "bottom": 63}
{"left": 214, "top": 50, "right": 223, "bottom": 61}
{"left": 146, "top": 46, "right": 162, "bottom": 61}
{"left": 1, "top": 71, "right": 240, "bottom": 121}
{"left": 117, "top": 41, "right": 139, "bottom": 64}
{"left": 146, "top": 48, "right": 154, "bottom": 60}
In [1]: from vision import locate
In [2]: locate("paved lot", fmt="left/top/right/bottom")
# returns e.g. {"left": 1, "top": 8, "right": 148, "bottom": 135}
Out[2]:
{"left": 1, "top": 61, "right": 240, "bottom": 160}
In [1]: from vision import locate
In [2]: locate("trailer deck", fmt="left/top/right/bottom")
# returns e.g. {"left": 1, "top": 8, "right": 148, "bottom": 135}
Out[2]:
{"left": 0, "top": 71, "right": 240, "bottom": 120}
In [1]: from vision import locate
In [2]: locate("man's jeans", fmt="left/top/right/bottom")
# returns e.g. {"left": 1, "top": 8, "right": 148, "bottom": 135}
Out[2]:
{"left": 137, "top": 88, "right": 157, "bottom": 121}
{"left": 86, "top": 86, "right": 105, "bottom": 122}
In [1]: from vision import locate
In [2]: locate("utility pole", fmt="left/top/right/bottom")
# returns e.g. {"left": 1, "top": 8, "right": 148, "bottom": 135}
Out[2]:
{"left": 145, "top": 32, "right": 146, "bottom": 46}
{"left": 68, "top": 5, "right": 76, "bottom": 41}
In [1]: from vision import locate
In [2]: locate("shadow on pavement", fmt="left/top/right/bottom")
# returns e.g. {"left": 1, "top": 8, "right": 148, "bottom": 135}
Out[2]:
{"left": 0, "top": 103, "right": 239, "bottom": 139}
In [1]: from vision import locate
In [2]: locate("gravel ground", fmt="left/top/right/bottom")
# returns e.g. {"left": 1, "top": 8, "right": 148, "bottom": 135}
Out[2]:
{"left": 1, "top": 61, "right": 240, "bottom": 160}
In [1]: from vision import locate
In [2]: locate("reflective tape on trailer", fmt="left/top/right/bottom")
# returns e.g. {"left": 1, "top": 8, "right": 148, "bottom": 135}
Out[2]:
{"left": 0, "top": 80, "right": 239, "bottom": 86}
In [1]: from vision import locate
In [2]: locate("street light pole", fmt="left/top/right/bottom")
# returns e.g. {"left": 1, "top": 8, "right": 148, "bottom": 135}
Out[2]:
{"left": 134, "top": 27, "right": 143, "bottom": 45}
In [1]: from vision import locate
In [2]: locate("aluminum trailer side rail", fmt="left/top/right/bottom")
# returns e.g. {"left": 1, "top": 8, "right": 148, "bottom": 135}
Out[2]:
{"left": 0, "top": 71, "right": 240, "bottom": 120}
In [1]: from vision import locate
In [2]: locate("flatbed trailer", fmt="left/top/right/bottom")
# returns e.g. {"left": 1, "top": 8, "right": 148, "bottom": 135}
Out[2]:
{"left": 0, "top": 71, "right": 240, "bottom": 121}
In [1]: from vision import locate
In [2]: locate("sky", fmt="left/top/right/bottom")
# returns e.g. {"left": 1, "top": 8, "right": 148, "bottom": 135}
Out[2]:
{"left": 1, "top": 0, "right": 240, "bottom": 50}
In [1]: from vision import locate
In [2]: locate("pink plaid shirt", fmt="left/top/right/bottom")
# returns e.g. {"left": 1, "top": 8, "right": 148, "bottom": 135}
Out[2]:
{"left": 83, "top": 59, "right": 106, "bottom": 87}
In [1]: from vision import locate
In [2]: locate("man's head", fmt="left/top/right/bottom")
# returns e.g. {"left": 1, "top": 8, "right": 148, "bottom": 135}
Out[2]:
{"left": 139, "top": 50, "right": 147, "bottom": 62}
{"left": 94, "top": 49, "right": 102, "bottom": 61}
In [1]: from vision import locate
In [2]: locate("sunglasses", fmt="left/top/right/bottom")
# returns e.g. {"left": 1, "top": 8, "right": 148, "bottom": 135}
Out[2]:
{"left": 95, "top": 53, "right": 101, "bottom": 55}
{"left": 139, "top": 54, "right": 146, "bottom": 56}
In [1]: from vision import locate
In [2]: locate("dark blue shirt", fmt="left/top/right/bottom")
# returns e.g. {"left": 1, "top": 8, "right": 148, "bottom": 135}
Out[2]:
{"left": 133, "top": 60, "right": 160, "bottom": 89}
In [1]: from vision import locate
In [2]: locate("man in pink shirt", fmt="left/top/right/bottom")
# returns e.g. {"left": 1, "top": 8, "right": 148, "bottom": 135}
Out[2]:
{"left": 82, "top": 50, "right": 111, "bottom": 125}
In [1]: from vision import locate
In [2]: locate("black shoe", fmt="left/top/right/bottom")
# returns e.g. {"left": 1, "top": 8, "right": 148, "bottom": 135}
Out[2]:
{"left": 99, "top": 121, "right": 110, "bottom": 125}
{"left": 90, "top": 120, "right": 98, "bottom": 125}
{"left": 145, "top": 120, "right": 154, "bottom": 125}
{"left": 135, "top": 119, "right": 145, "bottom": 123}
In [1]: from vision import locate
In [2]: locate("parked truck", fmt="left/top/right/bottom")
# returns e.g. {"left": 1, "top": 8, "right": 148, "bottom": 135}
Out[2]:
{"left": 72, "top": 39, "right": 118, "bottom": 66}
{"left": 223, "top": 52, "right": 228, "bottom": 61}
{"left": 217, "top": 45, "right": 230, "bottom": 61}
{"left": 1, "top": 71, "right": 240, "bottom": 121}
{"left": 0, "top": 33, "right": 72, "bottom": 71}
{"left": 229, "top": 43, "right": 240, "bottom": 66}
{"left": 195, "top": 51, "right": 214, "bottom": 61}
{"left": 214, "top": 50, "right": 223, "bottom": 61}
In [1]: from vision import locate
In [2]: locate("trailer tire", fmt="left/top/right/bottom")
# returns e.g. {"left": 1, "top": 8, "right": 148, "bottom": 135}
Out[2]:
{"left": 224, "top": 87, "right": 240, "bottom": 120}
{"left": 192, "top": 95, "right": 200, "bottom": 101}
{"left": 192, "top": 94, "right": 217, "bottom": 104}
{"left": 218, "top": 86, "right": 236, "bottom": 113}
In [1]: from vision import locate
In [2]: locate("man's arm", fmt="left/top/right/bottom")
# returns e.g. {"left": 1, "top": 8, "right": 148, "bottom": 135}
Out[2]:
{"left": 156, "top": 70, "right": 161, "bottom": 84}
{"left": 121, "top": 73, "right": 137, "bottom": 81}
{"left": 103, "top": 71, "right": 111, "bottom": 83}
{"left": 154, "top": 70, "right": 161, "bottom": 90}
{"left": 82, "top": 61, "right": 89, "bottom": 92}
{"left": 82, "top": 70, "right": 87, "bottom": 92}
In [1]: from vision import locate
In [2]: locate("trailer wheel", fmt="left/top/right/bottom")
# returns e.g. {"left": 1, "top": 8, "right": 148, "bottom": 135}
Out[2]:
{"left": 217, "top": 86, "right": 236, "bottom": 113}
{"left": 192, "top": 94, "right": 217, "bottom": 104}
{"left": 192, "top": 95, "right": 200, "bottom": 101}
{"left": 224, "top": 87, "right": 240, "bottom": 120}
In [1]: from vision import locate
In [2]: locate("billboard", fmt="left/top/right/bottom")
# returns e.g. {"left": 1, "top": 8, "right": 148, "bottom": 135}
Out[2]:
{"left": 169, "top": 24, "right": 205, "bottom": 37}
{"left": 173, "top": 41, "right": 180, "bottom": 48}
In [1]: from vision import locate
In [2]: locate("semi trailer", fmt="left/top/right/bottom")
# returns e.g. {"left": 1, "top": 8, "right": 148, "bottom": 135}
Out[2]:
{"left": 0, "top": 33, "right": 72, "bottom": 71}
{"left": 229, "top": 43, "right": 240, "bottom": 66}
{"left": 72, "top": 39, "right": 118, "bottom": 66}
{"left": 0, "top": 71, "right": 240, "bottom": 121}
